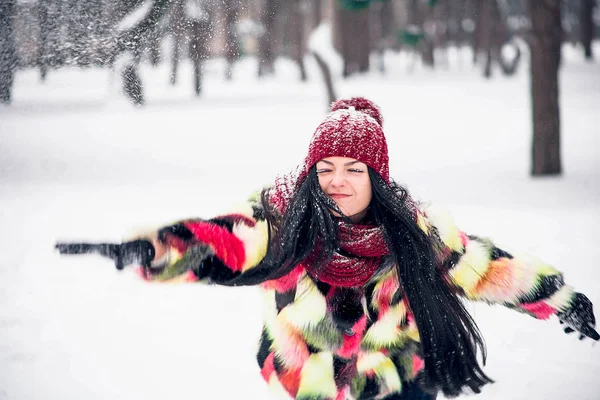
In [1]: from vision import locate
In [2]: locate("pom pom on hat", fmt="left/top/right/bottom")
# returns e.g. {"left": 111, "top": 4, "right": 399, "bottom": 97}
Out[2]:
{"left": 303, "top": 97, "right": 389, "bottom": 182}
{"left": 330, "top": 97, "right": 383, "bottom": 127}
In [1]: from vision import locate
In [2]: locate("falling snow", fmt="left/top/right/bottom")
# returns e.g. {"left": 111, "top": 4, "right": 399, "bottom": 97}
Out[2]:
{"left": 0, "top": 23, "right": 599, "bottom": 400}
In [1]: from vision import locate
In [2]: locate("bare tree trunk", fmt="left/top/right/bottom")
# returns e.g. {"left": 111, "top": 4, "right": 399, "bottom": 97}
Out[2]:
{"left": 474, "top": 0, "right": 495, "bottom": 76}
{"left": 87, "top": 0, "right": 104, "bottom": 65}
{"left": 420, "top": 9, "right": 435, "bottom": 67}
{"left": 407, "top": 0, "right": 434, "bottom": 68}
{"left": 0, "top": 0, "right": 16, "bottom": 104}
{"left": 38, "top": 0, "right": 50, "bottom": 81}
{"left": 464, "top": 0, "right": 479, "bottom": 63}
{"left": 370, "top": 0, "right": 394, "bottom": 73}
{"left": 580, "top": 0, "right": 595, "bottom": 60}
{"left": 224, "top": 0, "right": 242, "bottom": 80}
{"left": 95, "top": 0, "right": 115, "bottom": 67}
{"left": 474, "top": 0, "right": 518, "bottom": 77}
{"left": 432, "top": 0, "right": 450, "bottom": 68}
{"left": 333, "top": 2, "right": 371, "bottom": 77}
{"left": 188, "top": 13, "right": 211, "bottom": 96}
{"left": 170, "top": 0, "right": 185, "bottom": 85}
{"left": 66, "top": 0, "right": 95, "bottom": 66}
{"left": 38, "top": 0, "right": 64, "bottom": 75}
{"left": 258, "top": 0, "right": 279, "bottom": 77}
{"left": 311, "top": 0, "right": 322, "bottom": 28}
{"left": 286, "top": 0, "right": 307, "bottom": 81}
{"left": 312, "top": 51, "right": 337, "bottom": 106}
{"left": 529, "top": 0, "right": 562, "bottom": 176}
{"left": 148, "top": 29, "right": 162, "bottom": 66}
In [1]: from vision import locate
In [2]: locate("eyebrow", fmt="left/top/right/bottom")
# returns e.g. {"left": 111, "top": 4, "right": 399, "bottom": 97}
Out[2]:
{"left": 318, "top": 160, "right": 363, "bottom": 167}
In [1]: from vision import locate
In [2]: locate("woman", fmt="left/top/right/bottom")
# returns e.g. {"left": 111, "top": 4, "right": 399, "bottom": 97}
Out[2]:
{"left": 56, "top": 97, "right": 598, "bottom": 400}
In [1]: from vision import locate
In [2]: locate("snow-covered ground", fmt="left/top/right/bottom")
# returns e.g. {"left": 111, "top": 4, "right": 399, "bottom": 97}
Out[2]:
{"left": 1, "top": 44, "right": 599, "bottom": 400}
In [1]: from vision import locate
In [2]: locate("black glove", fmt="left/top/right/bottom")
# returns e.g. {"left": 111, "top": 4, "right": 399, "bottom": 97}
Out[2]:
{"left": 557, "top": 292, "right": 600, "bottom": 341}
{"left": 55, "top": 240, "right": 155, "bottom": 271}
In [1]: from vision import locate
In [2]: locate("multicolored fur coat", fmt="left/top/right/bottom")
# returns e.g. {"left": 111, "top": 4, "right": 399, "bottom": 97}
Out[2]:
{"left": 135, "top": 192, "right": 576, "bottom": 400}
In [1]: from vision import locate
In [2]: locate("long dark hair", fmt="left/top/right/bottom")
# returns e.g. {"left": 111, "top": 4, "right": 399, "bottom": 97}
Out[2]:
{"left": 231, "top": 166, "right": 493, "bottom": 396}
{"left": 367, "top": 169, "right": 493, "bottom": 396}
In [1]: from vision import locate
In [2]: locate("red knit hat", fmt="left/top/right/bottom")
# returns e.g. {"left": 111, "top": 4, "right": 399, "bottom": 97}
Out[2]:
{"left": 303, "top": 97, "right": 389, "bottom": 183}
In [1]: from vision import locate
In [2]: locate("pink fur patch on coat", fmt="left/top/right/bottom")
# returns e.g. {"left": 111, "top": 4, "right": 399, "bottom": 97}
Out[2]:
{"left": 520, "top": 300, "right": 556, "bottom": 320}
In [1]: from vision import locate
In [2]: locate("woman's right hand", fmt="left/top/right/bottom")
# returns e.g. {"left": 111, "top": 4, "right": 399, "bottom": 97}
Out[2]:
{"left": 55, "top": 239, "right": 155, "bottom": 270}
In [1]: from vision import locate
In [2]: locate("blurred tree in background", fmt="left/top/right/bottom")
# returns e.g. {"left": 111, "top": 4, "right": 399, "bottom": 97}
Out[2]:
{"left": 257, "top": 0, "right": 280, "bottom": 77}
{"left": 528, "top": 0, "right": 563, "bottom": 176}
{"left": 473, "top": 0, "right": 521, "bottom": 77}
{"left": 7, "top": 0, "right": 598, "bottom": 92}
{"left": 580, "top": 0, "right": 596, "bottom": 58}
{"left": 0, "top": 0, "right": 17, "bottom": 104}
{"left": 334, "top": 0, "right": 371, "bottom": 76}
{"left": 2, "top": 0, "right": 599, "bottom": 175}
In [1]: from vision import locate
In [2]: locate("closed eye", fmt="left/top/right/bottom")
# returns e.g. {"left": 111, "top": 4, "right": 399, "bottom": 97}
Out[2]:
{"left": 348, "top": 169, "right": 364, "bottom": 173}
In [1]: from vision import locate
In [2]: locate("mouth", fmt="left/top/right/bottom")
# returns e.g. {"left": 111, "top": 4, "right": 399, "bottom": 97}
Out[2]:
{"left": 329, "top": 193, "right": 351, "bottom": 200}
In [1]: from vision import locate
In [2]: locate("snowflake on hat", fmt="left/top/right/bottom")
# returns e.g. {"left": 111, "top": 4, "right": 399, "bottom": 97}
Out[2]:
{"left": 304, "top": 97, "right": 389, "bottom": 183}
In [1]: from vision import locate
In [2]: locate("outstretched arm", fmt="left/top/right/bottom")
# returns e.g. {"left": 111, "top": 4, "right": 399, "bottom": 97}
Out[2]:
{"left": 419, "top": 203, "right": 599, "bottom": 341}
{"left": 56, "top": 191, "right": 270, "bottom": 286}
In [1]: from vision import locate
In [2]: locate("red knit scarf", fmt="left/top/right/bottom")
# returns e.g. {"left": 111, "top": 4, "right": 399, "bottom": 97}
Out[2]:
{"left": 269, "top": 171, "right": 390, "bottom": 287}
{"left": 304, "top": 221, "right": 389, "bottom": 286}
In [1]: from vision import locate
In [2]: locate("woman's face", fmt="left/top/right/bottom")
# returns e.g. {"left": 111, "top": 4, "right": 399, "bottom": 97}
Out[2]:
{"left": 316, "top": 157, "right": 372, "bottom": 223}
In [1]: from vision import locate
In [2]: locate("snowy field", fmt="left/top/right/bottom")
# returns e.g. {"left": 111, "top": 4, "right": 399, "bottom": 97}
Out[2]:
{"left": 1, "top": 43, "right": 599, "bottom": 400}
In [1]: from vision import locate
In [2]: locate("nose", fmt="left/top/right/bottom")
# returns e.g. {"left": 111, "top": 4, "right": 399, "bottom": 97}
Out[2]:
{"left": 330, "top": 170, "right": 346, "bottom": 187}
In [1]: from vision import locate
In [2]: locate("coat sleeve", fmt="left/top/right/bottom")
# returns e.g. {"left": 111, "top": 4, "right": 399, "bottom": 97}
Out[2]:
{"left": 418, "top": 203, "right": 577, "bottom": 320}
{"left": 131, "top": 190, "right": 271, "bottom": 285}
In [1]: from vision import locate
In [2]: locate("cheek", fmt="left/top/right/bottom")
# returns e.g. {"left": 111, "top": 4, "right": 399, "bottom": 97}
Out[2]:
{"left": 360, "top": 182, "right": 372, "bottom": 205}
{"left": 317, "top": 176, "right": 329, "bottom": 191}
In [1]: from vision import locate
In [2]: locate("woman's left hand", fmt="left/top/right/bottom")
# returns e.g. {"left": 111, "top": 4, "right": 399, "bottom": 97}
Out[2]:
{"left": 557, "top": 292, "right": 600, "bottom": 341}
